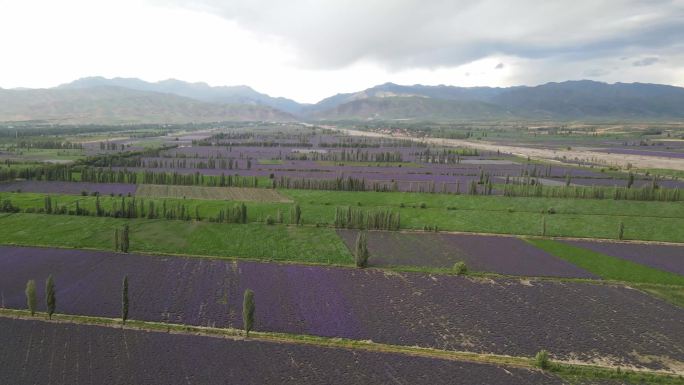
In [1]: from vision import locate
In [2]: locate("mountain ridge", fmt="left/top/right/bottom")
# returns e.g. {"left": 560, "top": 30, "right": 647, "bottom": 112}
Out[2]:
{"left": 4, "top": 77, "right": 684, "bottom": 123}
{"left": 0, "top": 85, "right": 296, "bottom": 124}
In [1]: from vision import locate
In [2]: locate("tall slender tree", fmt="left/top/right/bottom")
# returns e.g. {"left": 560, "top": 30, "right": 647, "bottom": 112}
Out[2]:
{"left": 291, "top": 204, "right": 301, "bottom": 226}
{"left": 121, "top": 224, "right": 130, "bottom": 253}
{"left": 25, "top": 279, "right": 37, "bottom": 316}
{"left": 114, "top": 228, "right": 119, "bottom": 251}
{"left": 618, "top": 221, "right": 625, "bottom": 240}
{"left": 243, "top": 289, "right": 255, "bottom": 337}
{"left": 355, "top": 232, "right": 369, "bottom": 268}
{"left": 122, "top": 276, "right": 129, "bottom": 324}
{"left": 45, "top": 275, "right": 56, "bottom": 320}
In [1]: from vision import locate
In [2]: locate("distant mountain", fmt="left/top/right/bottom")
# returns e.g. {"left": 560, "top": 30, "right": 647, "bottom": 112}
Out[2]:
{"left": 312, "top": 96, "right": 511, "bottom": 120}
{"left": 0, "top": 86, "right": 295, "bottom": 124}
{"left": 4, "top": 78, "right": 684, "bottom": 123}
{"left": 310, "top": 81, "right": 684, "bottom": 121}
{"left": 490, "top": 80, "right": 684, "bottom": 119}
{"left": 59, "top": 77, "right": 306, "bottom": 115}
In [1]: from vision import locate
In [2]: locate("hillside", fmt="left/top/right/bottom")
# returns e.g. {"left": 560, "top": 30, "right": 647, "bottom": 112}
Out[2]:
{"left": 0, "top": 86, "right": 295, "bottom": 124}
{"left": 312, "top": 96, "right": 512, "bottom": 120}
{"left": 59, "top": 77, "right": 305, "bottom": 115}
{"left": 310, "top": 81, "right": 684, "bottom": 121}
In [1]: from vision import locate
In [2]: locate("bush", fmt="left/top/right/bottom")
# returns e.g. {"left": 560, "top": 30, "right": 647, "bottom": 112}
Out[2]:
{"left": 535, "top": 350, "right": 550, "bottom": 370}
{"left": 419, "top": 202, "right": 427, "bottom": 209}
{"left": 547, "top": 207, "right": 556, "bottom": 214}
{"left": 453, "top": 261, "right": 467, "bottom": 275}
{"left": 265, "top": 215, "right": 275, "bottom": 225}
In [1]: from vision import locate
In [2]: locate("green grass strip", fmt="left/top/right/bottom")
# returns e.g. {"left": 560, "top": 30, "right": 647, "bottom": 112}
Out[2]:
{"left": 526, "top": 238, "right": 684, "bottom": 286}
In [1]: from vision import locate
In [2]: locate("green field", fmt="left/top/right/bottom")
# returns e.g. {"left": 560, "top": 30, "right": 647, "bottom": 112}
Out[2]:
{"left": 0, "top": 213, "right": 352, "bottom": 264}
{"left": 136, "top": 184, "right": 292, "bottom": 202}
{"left": 4, "top": 189, "right": 684, "bottom": 242}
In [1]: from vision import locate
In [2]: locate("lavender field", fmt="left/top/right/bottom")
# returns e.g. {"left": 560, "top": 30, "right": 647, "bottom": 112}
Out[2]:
{"left": 0, "top": 318, "right": 564, "bottom": 385}
{"left": 1, "top": 246, "right": 682, "bottom": 370}
{"left": 336, "top": 230, "right": 596, "bottom": 278}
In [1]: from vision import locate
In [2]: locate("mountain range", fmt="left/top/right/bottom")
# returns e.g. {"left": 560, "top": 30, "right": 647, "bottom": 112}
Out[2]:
{"left": 1, "top": 77, "right": 684, "bottom": 124}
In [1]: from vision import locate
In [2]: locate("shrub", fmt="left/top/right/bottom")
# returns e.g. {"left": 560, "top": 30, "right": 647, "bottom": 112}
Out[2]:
{"left": 535, "top": 350, "right": 550, "bottom": 370}
{"left": 547, "top": 207, "right": 556, "bottom": 214}
{"left": 265, "top": 215, "right": 275, "bottom": 225}
{"left": 419, "top": 202, "right": 427, "bottom": 209}
{"left": 453, "top": 261, "right": 467, "bottom": 275}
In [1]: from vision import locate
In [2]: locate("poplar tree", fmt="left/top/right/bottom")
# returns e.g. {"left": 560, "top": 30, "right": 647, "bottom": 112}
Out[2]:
{"left": 355, "top": 232, "right": 369, "bottom": 268}
{"left": 121, "top": 224, "right": 130, "bottom": 253}
{"left": 291, "top": 204, "right": 301, "bottom": 225}
{"left": 243, "top": 289, "right": 255, "bottom": 337}
{"left": 25, "top": 279, "right": 37, "bottom": 316}
{"left": 618, "top": 222, "right": 624, "bottom": 240}
{"left": 46, "top": 275, "right": 56, "bottom": 320}
{"left": 122, "top": 276, "right": 129, "bottom": 324}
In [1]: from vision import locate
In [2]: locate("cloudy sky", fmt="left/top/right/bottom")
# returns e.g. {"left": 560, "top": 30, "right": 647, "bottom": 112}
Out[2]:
{"left": 1, "top": 0, "right": 683, "bottom": 103}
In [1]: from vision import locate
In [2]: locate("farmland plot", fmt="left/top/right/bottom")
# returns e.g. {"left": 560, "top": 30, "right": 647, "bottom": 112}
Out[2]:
{"left": 562, "top": 239, "right": 684, "bottom": 275}
{"left": 0, "top": 180, "right": 137, "bottom": 196}
{"left": 0, "top": 318, "right": 564, "bottom": 385}
{"left": 336, "top": 230, "right": 596, "bottom": 278}
{"left": 136, "top": 184, "right": 292, "bottom": 202}
{"left": 1, "top": 246, "right": 682, "bottom": 371}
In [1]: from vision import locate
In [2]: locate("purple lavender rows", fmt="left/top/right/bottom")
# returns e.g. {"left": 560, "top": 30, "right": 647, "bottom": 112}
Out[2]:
{"left": 1, "top": 245, "right": 682, "bottom": 369}
{"left": 0, "top": 318, "right": 564, "bottom": 385}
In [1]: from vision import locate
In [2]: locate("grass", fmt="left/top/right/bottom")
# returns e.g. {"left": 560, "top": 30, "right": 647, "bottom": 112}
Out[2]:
{"left": 525, "top": 238, "right": 684, "bottom": 286}
{"left": 257, "top": 159, "right": 283, "bottom": 165}
{"left": 5, "top": 189, "right": 684, "bottom": 242}
{"left": 0, "top": 213, "right": 352, "bottom": 264}
{"left": 135, "top": 184, "right": 291, "bottom": 202}
{"left": 1, "top": 148, "right": 85, "bottom": 161}
{"left": 1, "top": 308, "right": 681, "bottom": 384}
{"left": 631, "top": 283, "right": 684, "bottom": 308}
{"left": 282, "top": 190, "right": 684, "bottom": 242}
{"left": 316, "top": 160, "right": 423, "bottom": 168}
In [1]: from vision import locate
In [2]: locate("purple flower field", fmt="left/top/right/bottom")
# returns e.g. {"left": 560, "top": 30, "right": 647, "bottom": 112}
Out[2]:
{"left": 1, "top": 245, "right": 682, "bottom": 370}
{"left": 336, "top": 230, "right": 596, "bottom": 278}
{"left": 0, "top": 180, "right": 138, "bottom": 195}
{"left": 563, "top": 239, "right": 684, "bottom": 275}
{"left": 0, "top": 318, "right": 563, "bottom": 385}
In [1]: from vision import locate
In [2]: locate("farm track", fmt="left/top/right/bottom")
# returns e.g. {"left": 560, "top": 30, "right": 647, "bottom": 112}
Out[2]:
{"left": 1, "top": 245, "right": 682, "bottom": 372}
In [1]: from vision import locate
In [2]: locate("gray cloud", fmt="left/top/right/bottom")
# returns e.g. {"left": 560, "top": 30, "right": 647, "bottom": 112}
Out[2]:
{"left": 633, "top": 57, "right": 660, "bottom": 66}
{"left": 156, "top": 0, "right": 684, "bottom": 70}
{"left": 495, "top": 63, "right": 505, "bottom": 69}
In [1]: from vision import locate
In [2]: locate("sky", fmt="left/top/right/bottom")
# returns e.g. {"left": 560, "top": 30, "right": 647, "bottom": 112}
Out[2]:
{"left": 0, "top": 0, "right": 683, "bottom": 103}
